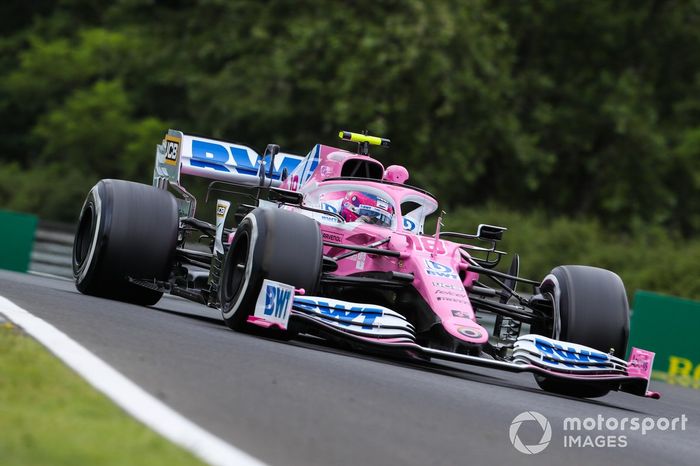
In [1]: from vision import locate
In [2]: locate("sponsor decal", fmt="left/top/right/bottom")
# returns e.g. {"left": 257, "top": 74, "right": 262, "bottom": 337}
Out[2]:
{"left": 436, "top": 290, "right": 467, "bottom": 297}
{"left": 355, "top": 252, "right": 366, "bottom": 270}
{"left": 451, "top": 309, "right": 470, "bottom": 319}
{"left": 320, "top": 214, "right": 341, "bottom": 223}
{"left": 457, "top": 326, "right": 482, "bottom": 339}
{"left": 534, "top": 338, "right": 609, "bottom": 367}
{"left": 214, "top": 200, "right": 230, "bottom": 254}
{"left": 321, "top": 202, "right": 338, "bottom": 213}
{"left": 432, "top": 281, "right": 463, "bottom": 290}
{"left": 265, "top": 287, "right": 292, "bottom": 318}
{"left": 294, "top": 297, "right": 381, "bottom": 329}
{"left": 424, "top": 259, "right": 459, "bottom": 279}
{"left": 417, "top": 237, "right": 445, "bottom": 254}
{"left": 322, "top": 231, "right": 343, "bottom": 243}
{"left": 403, "top": 217, "right": 416, "bottom": 231}
{"left": 254, "top": 280, "right": 294, "bottom": 329}
{"left": 164, "top": 135, "right": 181, "bottom": 166}
{"left": 437, "top": 296, "right": 468, "bottom": 304}
{"left": 189, "top": 138, "right": 302, "bottom": 176}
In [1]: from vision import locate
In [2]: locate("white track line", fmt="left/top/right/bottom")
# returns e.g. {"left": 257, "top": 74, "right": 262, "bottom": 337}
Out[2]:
{"left": 0, "top": 295, "right": 265, "bottom": 466}
{"left": 28, "top": 270, "right": 73, "bottom": 281}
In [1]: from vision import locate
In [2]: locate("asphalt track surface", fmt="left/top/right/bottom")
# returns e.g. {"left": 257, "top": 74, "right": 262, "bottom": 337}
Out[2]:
{"left": 1, "top": 270, "right": 699, "bottom": 466}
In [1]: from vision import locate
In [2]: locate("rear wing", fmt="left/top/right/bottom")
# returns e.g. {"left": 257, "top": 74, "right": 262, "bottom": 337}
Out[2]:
{"left": 153, "top": 129, "right": 304, "bottom": 188}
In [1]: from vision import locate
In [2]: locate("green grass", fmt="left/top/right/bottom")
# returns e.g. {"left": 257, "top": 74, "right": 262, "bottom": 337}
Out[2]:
{"left": 0, "top": 322, "right": 206, "bottom": 466}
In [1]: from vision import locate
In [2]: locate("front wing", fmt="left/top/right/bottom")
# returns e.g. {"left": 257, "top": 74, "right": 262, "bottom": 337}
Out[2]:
{"left": 249, "top": 282, "right": 660, "bottom": 400}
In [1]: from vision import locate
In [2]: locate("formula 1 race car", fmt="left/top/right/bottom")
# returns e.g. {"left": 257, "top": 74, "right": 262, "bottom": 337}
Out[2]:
{"left": 72, "top": 129, "right": 659, "bottom": 399}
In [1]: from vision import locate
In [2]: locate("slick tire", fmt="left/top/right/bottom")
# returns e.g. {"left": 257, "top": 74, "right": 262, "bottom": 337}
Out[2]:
{"left": 535, "top": 265, "right": 630, "bottom": 398}
{"left": 73, "top": 179, "right": 179, "bottom": 306}
{"left": 219, "top": 207, "right": 322, "bottom": 335}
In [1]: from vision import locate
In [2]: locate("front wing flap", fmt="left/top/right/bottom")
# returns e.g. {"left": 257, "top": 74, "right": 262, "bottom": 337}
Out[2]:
{"left": 292, "top": 296, "right": 416, "bottom": 343}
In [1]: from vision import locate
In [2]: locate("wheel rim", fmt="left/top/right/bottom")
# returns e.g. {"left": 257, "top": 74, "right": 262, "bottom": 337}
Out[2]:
{"left": 223, "top": 230, "right": 250, "bottom": 304}
{"left": 74, "top": 204, "right": 95, "bottom": 267}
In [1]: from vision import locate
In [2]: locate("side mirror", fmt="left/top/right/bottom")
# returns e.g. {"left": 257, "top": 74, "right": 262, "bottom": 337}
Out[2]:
{"left": 476, "top": 224, "right": 507, "bottom": 241}
{"left": 263, "top": 144, "right": 280, "bottom": 179}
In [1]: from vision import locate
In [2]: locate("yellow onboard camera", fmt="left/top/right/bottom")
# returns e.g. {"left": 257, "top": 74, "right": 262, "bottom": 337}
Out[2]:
{"left": 339, "top": 131, "right": 391, "bottom": 155}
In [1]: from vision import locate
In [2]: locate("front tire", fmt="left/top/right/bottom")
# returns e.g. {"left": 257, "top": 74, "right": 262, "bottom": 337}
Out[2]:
{"left": 219, "top": 208, "right": 322, "bottom": 333}
{"left": 535, "top": 265, "right": 629, "bottom": 398}
{"left": 73, "top": 179, "right": 179, "bottom": 305}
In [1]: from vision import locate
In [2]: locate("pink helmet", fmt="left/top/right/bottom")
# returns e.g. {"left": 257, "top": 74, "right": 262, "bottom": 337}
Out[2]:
{"left": 340, "top": 191, "right": 395, "bottom": 227}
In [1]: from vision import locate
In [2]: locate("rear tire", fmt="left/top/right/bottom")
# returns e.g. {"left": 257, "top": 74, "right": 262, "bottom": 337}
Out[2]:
{"left": 219, "top": 208, "right": 322, "bottom": 334}
{"left": 535, "top": 265, "right": 629, "bottom": 398}
{"left": 73, "top": 179, "right": 179, "bottom": 305}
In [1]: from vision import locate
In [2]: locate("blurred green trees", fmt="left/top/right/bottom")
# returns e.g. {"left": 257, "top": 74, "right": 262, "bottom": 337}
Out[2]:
{"left": 1, "top": 0, "right": 699, "bottom": 296}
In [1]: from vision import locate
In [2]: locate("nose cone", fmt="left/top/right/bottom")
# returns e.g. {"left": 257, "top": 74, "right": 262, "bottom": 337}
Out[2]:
{"left": 442, "top": 317, "right": 489, "bottom": 345}
{"left": 412, "top": 256, "right": 488, "bottom": 345}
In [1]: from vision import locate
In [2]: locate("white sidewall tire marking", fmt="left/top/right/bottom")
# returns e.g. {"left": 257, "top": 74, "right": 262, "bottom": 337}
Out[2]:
{"left": 540, "top": 274, "right": 562, "bottom": 339}
{"left": 222, "top": 214, "right": 258, "bottom": 319}
{"left": 77, "top": 186, "right": 102, "bottom": 283}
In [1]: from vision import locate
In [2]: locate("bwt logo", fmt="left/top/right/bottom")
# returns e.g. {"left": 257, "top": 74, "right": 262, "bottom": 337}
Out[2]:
{"left": 403, "top": 217, "right": 416, "bottom": 231}
{"left": 264, "top": 285, "right": 292, "bottom": 319}
{"left": 322, "top": 203, "right": 338, "bottom": 213}
{"left": 424, "top": 259, "right": 459, "bottom": 280}
{"left": 190, "top": 139, "right": 301, "bottom": 177}
{"left": 535, "top": 338, "right": 609, "bottom": 368}
{"left": 295, "top": 298, "right": 380, "bottom": 329}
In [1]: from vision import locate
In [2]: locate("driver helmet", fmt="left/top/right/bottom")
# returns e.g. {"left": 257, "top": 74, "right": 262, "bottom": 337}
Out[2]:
{"left": 340, "top": 191, "right": 394, "bottom": 227}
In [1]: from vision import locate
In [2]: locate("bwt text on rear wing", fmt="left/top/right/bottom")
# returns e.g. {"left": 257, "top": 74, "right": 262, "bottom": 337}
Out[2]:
{"left": 153, "top": 129, "right": 305, "bottom": 203}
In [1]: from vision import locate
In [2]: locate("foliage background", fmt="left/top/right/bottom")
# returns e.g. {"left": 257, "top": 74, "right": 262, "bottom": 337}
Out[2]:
{"left": 1, "top": 0, "right": 699, "bottom": 298}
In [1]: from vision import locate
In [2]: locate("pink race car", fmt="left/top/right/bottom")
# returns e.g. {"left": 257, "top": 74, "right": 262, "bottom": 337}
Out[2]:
{"left": 73, "top": 130, "right": 659, "bottom": 400}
